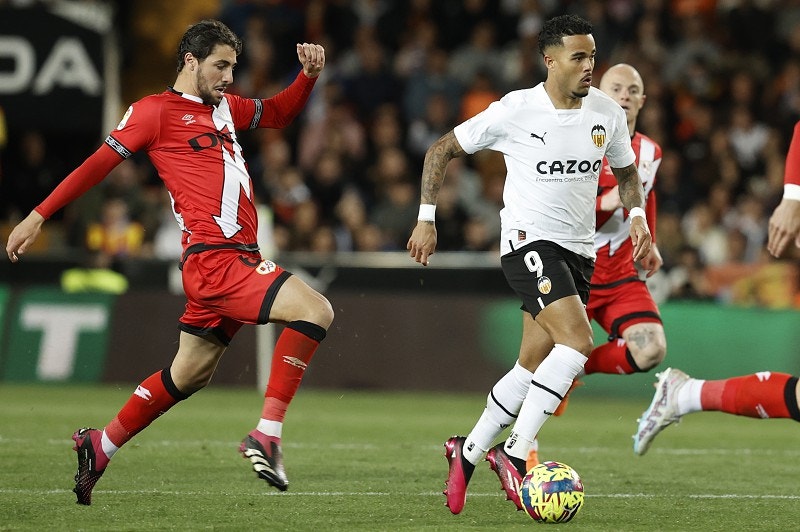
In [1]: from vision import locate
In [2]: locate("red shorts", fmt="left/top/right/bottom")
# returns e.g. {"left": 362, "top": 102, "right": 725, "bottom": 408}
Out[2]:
{"left": 179, "top": 248, "right": 291, "bottom": 344}
{"left": 585, "top": 279, "right": 661, "bottom": 340}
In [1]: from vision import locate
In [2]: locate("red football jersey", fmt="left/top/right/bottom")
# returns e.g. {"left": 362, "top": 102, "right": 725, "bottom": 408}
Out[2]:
{"left": 36, "top": 72, "right": 316, "bottom": 252}
{"left": 592, "top": 132, "right": 661, "bottom": 285}
{"left": 785, "top": 120, "right": 800, "bottom": 186}
{"left": 110, "top": 90, "right": 264, "bottom": 248}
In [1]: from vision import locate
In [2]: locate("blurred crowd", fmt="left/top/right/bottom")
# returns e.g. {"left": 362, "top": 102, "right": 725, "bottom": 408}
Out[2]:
{"left": 2, "top": 0, "right": 800, "bottom": 307}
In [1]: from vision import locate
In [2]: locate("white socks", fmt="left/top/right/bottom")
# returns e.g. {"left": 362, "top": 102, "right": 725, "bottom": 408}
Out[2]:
{"left": 257, "top": 419, "right": 283, "bottom": 438}
{"left": 463, "top": 362, "right": 534, "bottom": 464}
{"left": 101, "top": 431, "right": 120, "bottom": 459}
{"left": 676, "top": 378, "right": 704, "bottom": 416}
{"left": 504, "top": 344, "right": 587, "bottom": 461}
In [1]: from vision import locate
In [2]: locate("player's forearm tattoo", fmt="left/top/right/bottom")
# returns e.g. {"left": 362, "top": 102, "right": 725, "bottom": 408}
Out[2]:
{"left": 420, "top": 130, "right": 465, "bottom": 204}
{"left": 614, "top": 163, "right": 646, "bottom": 211}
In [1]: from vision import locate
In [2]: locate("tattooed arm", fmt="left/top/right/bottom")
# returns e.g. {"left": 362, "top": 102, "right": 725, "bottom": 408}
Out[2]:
{"left": 613, "top": 163, "right": 645, "bottom": 211}
{"left": 407, "top": 131, "right": 466, "bottom": 266}
{"left": 418, "top": 131, "right": 466, "bottom": 204}
{"left": 611, "top": 163, "right": 652, "bottom": 262}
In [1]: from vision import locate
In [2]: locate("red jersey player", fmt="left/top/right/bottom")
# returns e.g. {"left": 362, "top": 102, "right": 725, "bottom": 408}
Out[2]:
{"left": 6, "top": 20, "right": 334, "bottom": 504}
{"left": 585, "top": 63, "right": 666, "bottom": 378}
{"left": 633, "top": 122, "right": 800, "bottom": 456}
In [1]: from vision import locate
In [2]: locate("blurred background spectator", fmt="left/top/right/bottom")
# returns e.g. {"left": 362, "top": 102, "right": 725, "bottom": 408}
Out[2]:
{"left": 3, "top": 0, "right": 800, "bottom": 308}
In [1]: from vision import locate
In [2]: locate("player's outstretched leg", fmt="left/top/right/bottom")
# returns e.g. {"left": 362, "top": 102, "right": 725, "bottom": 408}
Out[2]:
{"left": 633, "top": 367, "right": 690, "bottom": 455}
{"left": 443, "top": 436, "right": 476, "bottom": 514}
{"left": 72, "top": 428, "right": 110, "bottom": 505}
{"left": 486, "top": 443, "right": 525, "bottom": 511}
{"left": 240, "top": 429, "right": 288, "bottom": 491}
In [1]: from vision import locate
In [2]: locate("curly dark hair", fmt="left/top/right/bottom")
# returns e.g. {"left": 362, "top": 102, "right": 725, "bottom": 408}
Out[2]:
{"left": 538, "top": 15, "right": 593, "bottom": 56}
{"left": 176, "top": 19, "right": 242, "bottom": 72}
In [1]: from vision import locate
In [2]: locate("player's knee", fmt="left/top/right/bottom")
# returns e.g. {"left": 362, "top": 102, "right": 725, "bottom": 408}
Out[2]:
{"left": 294, "top": 294, "right": 334, "bottom": 330}
{"left": 276, "top": 281, "right": 334, "bottom": 328}
{"left": 310, "top": 295, "right": 334, "bottom": 329}
{"left": 173, "top": 367, "right": 214, "bottom": 394}
{"left": 564, "top": 331, "right": 594, "bottom": 358}
{"left": 184, "top": 374, "right": 213, "bottom": 393}
{"left": 574, "top": 338, "right": 594, "bottom": 358}
{"left": 548, "top": 321, "right": 593, "bottom": 357}
{"left": 630, "top": 336, "right": 667, "bottom": 371}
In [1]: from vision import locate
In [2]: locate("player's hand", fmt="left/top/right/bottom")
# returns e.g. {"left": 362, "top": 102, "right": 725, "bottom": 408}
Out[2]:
{"left": 297, "top": 43, "right": 325, "bottom": 78}
{"left": 639, "top": 243, "right": 663, "bottom": 278}
{"left": 767, "top": 198, "right": 800, "bottom": 258}
{"left": 629, "top": 217, "right": 652, "bottom": 263}
{"left": 407, "top": 221, "right": 437, "bottom": 266}
{"left": 6, "top": 211, "right": 45, "bottom": 262}
{"left": 599, "top": 186, "right": 622, "bottom": 211}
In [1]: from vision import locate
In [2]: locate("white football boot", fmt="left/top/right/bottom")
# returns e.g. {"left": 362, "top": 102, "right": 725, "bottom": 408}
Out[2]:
{"left": 633, "top": 367, "right": 690, "bottom": 456}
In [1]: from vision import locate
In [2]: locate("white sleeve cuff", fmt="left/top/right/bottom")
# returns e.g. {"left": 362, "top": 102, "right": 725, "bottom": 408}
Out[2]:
{"left": 418, "top": 204, "right": 436, "bottom": 221}
{"left": 784, "top": 184, "right": 800, "bottom": 201}
{"left": 628, "top": 206, "right": 646, "bottom": 221}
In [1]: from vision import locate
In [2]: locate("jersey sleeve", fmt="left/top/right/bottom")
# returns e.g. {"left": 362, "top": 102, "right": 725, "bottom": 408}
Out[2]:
{"left": 109, "top": 99, "right": 160, "bottom": 153}
{"left": 646, "top": 187, "right": 657, "bottom": 243}
{"left": 34, "top": 99, "right": 158, "bottom": 219}
{"left": 227, "top": 71, "right": 317, "bottom": 131}
{"left": 35, "top": 145, "right": 123, "bottom": 219}
{"left": 604, "top": 106, "right": 636, "bottom": 169}
{"left": 647, "top": 143, "right": 663, "bottom": 240}
{"left": 784, "top": 120, "right": 800, "bottom": 200}
{"left": 453, "top": 99, "right": 510, "bottom": 154}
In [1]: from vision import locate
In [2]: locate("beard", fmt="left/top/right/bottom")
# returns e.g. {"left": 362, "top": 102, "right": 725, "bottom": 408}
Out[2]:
{"left": 196, "top": 70, "right": 223, "bottom": 106}
{"left": 571, "top": 86, "right": 590, "bottom": 99}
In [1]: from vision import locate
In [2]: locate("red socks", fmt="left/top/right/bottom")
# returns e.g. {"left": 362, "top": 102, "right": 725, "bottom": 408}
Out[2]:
{"left": 103, "top": 321, "right": 327, "bottom": 450}
{"left": 105, "top": 369, "right": 188, "bottom": 447}
{"left": 584, "top": 339, "right": 639, "bottom": 375}
{"left": 262, "top": 321, "right": 326, "bottom": 422}
{"left": 701, "top": 372, "right": 795, "bottom": 418}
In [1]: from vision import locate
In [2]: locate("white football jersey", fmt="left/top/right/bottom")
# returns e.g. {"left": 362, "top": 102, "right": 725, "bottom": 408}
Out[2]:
{"left": 454, "top": 84, "right": 635, "bottom": 259}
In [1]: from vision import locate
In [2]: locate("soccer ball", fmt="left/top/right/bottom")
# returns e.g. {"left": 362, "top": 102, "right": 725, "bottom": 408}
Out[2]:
{"left": 518, "top": 461, "right": 584, "bottom": 523}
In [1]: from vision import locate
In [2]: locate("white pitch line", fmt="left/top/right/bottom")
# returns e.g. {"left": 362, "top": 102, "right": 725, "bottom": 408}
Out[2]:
{"left": 0, "top": 488, "right": 798, "bottom": 500}
{"left": 2, "top": 438, "right": 800, "bottom": 457}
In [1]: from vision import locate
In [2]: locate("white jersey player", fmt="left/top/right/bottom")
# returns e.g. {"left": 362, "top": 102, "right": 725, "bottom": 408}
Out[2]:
{"left": 406, "top": 15, "right": 651, "bottom": 515}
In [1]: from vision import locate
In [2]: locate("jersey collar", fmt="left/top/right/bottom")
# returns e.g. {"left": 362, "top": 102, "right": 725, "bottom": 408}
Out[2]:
{"left": 167, "top": 86, "right": 205, "bottom": 105}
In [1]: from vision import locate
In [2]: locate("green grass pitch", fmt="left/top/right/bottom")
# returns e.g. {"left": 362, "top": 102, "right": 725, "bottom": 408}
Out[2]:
{"left": 1, "top": 383, "right": 798, "bottom": 531}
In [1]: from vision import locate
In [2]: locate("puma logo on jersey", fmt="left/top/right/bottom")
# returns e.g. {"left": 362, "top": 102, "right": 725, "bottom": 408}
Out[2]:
{"left": 530, "top": 131, "right": 547, "bottom": 144}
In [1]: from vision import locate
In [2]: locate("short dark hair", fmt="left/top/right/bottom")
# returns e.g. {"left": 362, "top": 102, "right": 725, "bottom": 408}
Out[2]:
{"left": 176, "top": 19, "right": 242, "bottom": 72}
{"left": 538, "top": 15, "right": 593, "bottom": 56}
